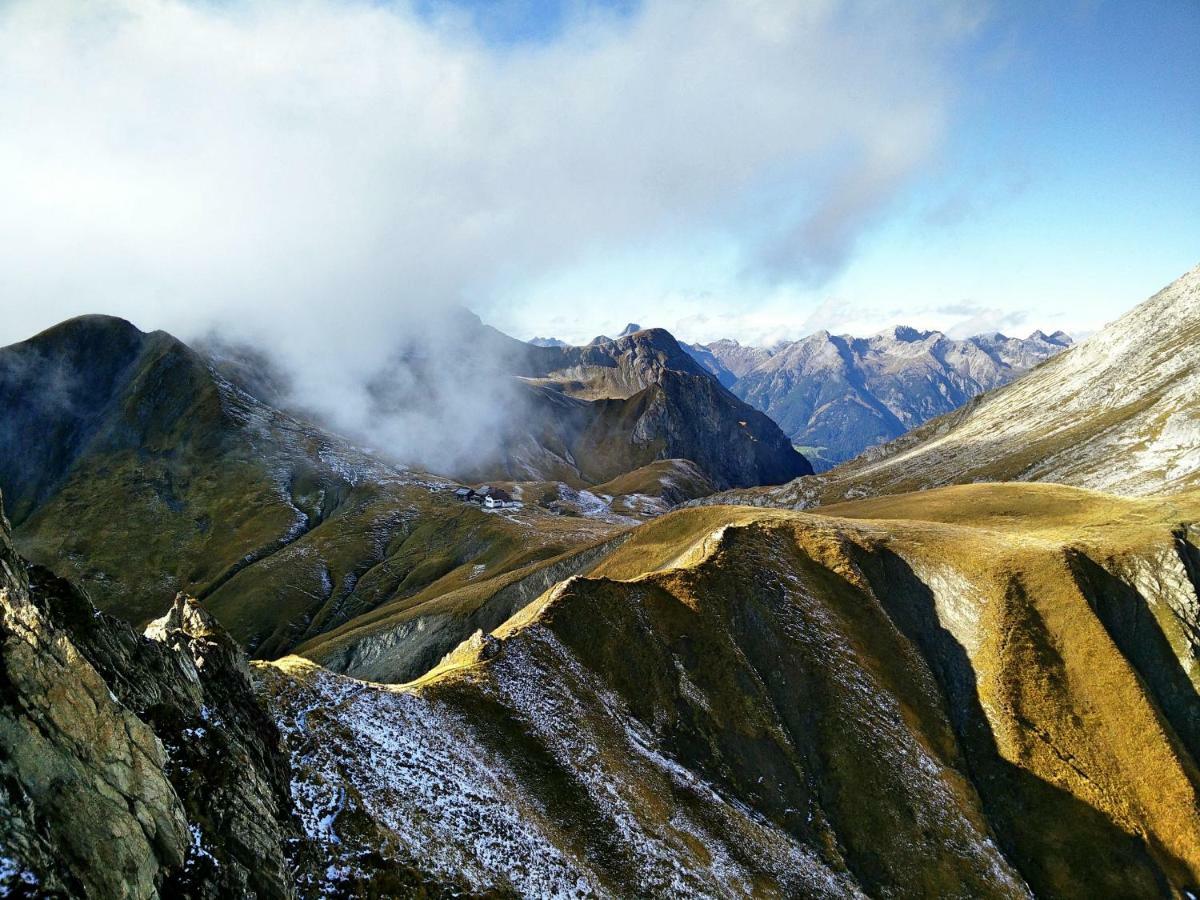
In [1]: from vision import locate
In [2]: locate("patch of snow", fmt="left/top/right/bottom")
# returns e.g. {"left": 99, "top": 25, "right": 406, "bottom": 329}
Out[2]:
{"left": 185, "top": 823, "right": 221, "bottom": 871}
{"left": 0, "top": 856, "right": 38, "bottom": 889}
{"left": 275, "top": 668, "right": 594, "bottom": 897}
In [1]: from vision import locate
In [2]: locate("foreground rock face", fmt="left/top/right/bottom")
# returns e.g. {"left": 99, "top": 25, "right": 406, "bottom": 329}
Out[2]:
{"left": 0, "top": 495, "right": 298, "bottom": 898}
{"left": 0, "top": 521, "right": 188, "bottom": 897}
{"left": 264, "top": 483, "right": 1200, "bottom": 898}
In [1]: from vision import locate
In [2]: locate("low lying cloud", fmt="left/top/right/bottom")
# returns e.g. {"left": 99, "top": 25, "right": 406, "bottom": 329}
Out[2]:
{"left": 0, "top": 0, "right": 981, "bottom": 471}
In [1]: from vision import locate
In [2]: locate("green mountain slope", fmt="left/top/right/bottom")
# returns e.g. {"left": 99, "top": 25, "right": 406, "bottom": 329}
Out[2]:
{"left": 0, "top": 315, "right": 618, "bottom": 653}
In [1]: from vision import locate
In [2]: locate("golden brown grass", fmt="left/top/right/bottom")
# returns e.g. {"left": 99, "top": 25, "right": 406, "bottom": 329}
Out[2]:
{"left": 272, "top": 481, "right": 1200, "bottom": 895}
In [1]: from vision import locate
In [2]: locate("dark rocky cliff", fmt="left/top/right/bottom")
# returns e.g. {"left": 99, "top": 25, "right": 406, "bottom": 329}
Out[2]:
{"left": 0, "top": 489, "right": 297, "bottom": 897}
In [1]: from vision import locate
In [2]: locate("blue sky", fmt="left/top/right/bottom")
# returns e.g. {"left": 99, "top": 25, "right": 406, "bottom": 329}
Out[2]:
{"left": 0, "top": 0, "right": 1195, "bottom": 352}
{"left": 483, "top": 1, "right": 1200, "bottom": 343}
{"left": 414, "top": 0, "right": 638, "bottom": 44}
{"left": 869, "top": 0, "right": 1200, "bottom": 337}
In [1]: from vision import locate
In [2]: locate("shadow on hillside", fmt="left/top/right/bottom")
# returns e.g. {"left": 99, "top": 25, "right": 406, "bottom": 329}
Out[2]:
{"left": 850, "top": 544, "right": 1195, "bottom": 899}
{"left": 1067, "top": 545, "right": 1200, "bottom": 764}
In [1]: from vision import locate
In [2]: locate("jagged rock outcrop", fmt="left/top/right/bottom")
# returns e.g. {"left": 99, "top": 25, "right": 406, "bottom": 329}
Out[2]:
{"left": 0, "top": 508, "right": 189, "bottom": 898}
{"left": 0, "top": 491, "right": 299, "bottom": 897}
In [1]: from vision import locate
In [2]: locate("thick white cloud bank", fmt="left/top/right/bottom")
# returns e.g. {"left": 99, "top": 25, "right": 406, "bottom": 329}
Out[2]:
{"left": 0, "top": 0, "right": 976, "bottom": 343}
{"left": 0, "top": 0, "right": 979, "bottom": 470}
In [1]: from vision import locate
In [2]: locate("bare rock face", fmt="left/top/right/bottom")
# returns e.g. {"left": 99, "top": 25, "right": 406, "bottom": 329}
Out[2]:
{"left": 0, "top": 516, "right": 188, "bottom": 898}
{"left": 0, "top": 493, "right": 299, "bottom": 898}
{"left": 498, "top": 329, "right": 812, "bottom": 489}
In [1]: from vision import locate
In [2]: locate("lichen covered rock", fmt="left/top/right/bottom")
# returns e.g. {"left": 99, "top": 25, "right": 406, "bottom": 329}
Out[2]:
{"left": 0, "top": 493, "right": 299, "bottom": 898}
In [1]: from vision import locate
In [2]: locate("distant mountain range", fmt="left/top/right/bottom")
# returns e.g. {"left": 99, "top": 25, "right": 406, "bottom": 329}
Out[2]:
{"left": 530, "top": 325, "right": 1071, "bottom": 472}
{"left": 702, "top": 265, "right": 1200, "bottom": 509}
{"left": 686, "top": 328, "right": 1072, "bottom": 470}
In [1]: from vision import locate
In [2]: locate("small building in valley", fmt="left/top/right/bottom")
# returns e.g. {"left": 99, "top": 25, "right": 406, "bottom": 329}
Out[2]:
{"left": 452, "top": 484, "right": 523, "bottom": 509}
{"left": 483, "top": 488, "right": 522, "bottom": 509}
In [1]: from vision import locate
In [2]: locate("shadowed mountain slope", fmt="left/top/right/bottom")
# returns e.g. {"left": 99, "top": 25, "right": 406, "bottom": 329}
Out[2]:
{"left": 464, "top": 324, "right": 812, "bottom": 489}
{"left": 0, "top": 315, "right": 618, "bottom": 654}
{"left": 263, "top": 482, "right": 1200, "bottom": 897}
{"left": 495, "top": 365, "right": 810, "bottom": 490}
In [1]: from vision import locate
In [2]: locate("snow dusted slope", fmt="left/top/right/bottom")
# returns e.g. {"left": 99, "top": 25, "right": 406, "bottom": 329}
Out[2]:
{"left": 261, "top": 484, "right": 1200, "bottom": 897}
{"left": 265, "top": 654, "right": 860, "bottom": 899}
{"left": 704, "top": 265, "right": 1200, "bottom": 507}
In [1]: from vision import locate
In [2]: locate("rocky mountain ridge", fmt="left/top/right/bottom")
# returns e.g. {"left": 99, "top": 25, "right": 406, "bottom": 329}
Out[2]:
{"left": 263, "top": 482, "right": 1200, "bottom": 897}
{"left": 8, "top": 467, "right": 1200, "bottom": 896}
{"left": 687, "top": 327, "right": 1071, "bottom": 470}
{"left": 349, "top": 317, "right": 812, "bottom": 489}
{"left": 0, "top": 490, "right": 469, "bottom": 897}
{"left": 700, "top": 264, "right": 1200, "bottom": 509}
{"left": 0, "top": 494, "right": 297, "bottom": 898}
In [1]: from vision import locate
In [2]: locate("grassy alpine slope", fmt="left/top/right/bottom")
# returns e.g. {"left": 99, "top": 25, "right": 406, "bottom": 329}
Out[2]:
{"left": 0, "top": 313, "right": 804, "bottom": 657}
{"left": 264, "top": 481, "right": 1200, "bottom": 898}
{"left": 0, "top": 315, "right": 619, "bottom": 656}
